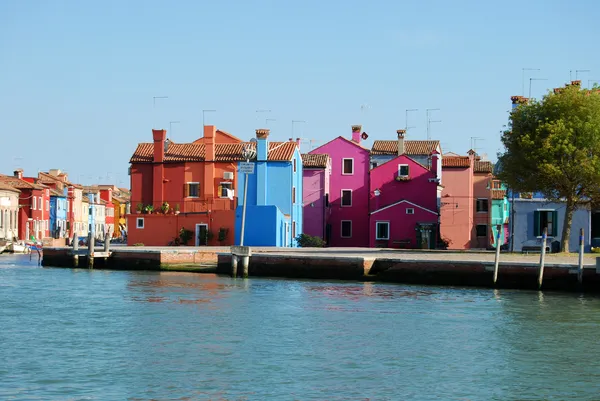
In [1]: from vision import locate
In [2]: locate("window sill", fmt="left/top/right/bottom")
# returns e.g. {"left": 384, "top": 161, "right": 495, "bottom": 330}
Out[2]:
{"left": 375, "top": 238, "right": 389, "bottom": 241}
{"left": 340, "top": 205, "right": 352, "bottom": 207}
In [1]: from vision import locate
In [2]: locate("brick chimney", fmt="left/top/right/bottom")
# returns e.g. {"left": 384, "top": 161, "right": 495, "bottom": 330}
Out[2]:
{"left": 571, "top": 80, "right": 582, "bottom": 87}
{"left": 430, "top": 150, "right": 440, "bottom": 178}
{"left": 351, "top": 125, "right": 362, "bottom": 143}
{"left": 397, "top": 129, "right": 406, "bottom": 156}
{"left": 152, "top": 129, "right": 167, "bottom": 163}
{"left": 256, "top": 129, "right": 269, "bottom": 161}
{"left": 204, "top": 125, "right": 217, "bottom": 199}
{"left": 296, "top": 138, "right": 301, "bottom": 149}
{"left": 13, "top": 169, "right": 23, "bottom": 179}
{"left": 152, "top": 129, "right": 167, "bottom": 206}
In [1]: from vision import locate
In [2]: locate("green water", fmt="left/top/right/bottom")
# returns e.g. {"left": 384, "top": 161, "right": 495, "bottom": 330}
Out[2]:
{"left": 2, "top": 254, "right": 600, "bottom": 400}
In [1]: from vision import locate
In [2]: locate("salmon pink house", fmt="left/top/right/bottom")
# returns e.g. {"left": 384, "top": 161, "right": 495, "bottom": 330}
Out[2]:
{"left": 309, "top": 125, "right": 370, "bottom": 247}
{"left": 369, "top": 130, "right": 441, "bottom": 248}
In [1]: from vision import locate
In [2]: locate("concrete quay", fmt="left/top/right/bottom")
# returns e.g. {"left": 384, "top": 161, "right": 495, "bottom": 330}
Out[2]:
{"left": 41, "top": 246, "right": 600, "bottom": 292}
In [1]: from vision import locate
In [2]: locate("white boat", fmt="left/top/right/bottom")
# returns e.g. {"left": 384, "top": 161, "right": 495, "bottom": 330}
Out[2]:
{"left": 6, "top": 242, "right": 30, "bottom": 254}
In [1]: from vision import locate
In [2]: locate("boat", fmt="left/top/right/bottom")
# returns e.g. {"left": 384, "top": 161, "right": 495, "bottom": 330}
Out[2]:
{"left": 0, "top": 245, "right": 5, "bottom": 254}
{"left": 6, "top": 241, "right": 31, "bottom": 254}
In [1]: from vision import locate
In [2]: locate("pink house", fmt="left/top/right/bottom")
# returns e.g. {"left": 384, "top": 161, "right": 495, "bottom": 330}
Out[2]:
{"left": 309, "top": 125, "right": 370, "bottom": 247}
{"left": 440, "top": 151, "right": 476, "bottom": 249}
{"left": 369, "top": 130, "right": 440, "bottom": 248}
{"left": 301, "top": 153, "right": 331, "bottom": 242}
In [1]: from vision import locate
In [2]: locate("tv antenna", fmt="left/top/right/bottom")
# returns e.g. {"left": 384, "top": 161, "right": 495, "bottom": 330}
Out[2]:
{"left": 405, "top": 108, "right": 418, "bottom": 131}
{"left": 426, "top": 108, "right": 441, "bottom": 140}
{"left": 522, "top": 68, "right": 540, "bottom": 96}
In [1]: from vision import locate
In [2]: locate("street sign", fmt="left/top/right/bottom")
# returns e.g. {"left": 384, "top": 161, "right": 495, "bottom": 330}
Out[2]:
{"left": 239, "top": 162, "right": 255, "bottom": 174}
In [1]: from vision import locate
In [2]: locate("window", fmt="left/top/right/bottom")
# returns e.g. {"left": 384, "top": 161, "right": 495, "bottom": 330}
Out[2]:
{"left": 185, "top": 182, "right": 200, "bottom": 198}
{"left": 136, "top": 218, "right": 144, "bottom": 229}
{"left": 292, "top": 186, "right": 296, "bottom": 203}
{"left": 292, "top": 221, "right": 296, "bottom": 237}
{"left": 341, "top": 190, "right": 352, "bottom": 207}
{"left": 371, "top": 162, "right": 378, "bottom": 169}
{"left": 46, "top": 200, "right": 49, "bottom": 212}
{"left": 535, "top": 210, "right": 558, "bottom": 237}
{"left": 492, "top": 180, "right": 502, "bottom": 189}
{"left": 341, "top": 220, "right": 352, "bottom": 238}
{"left": 504, "top": 203, "right": 508, "bottom": 211}
{"left": 476, "top": 198, "right": 489, "bottom": 213}
{"left": 376, "top": 222, "right": 389, "bottom": 240}
{"left": 32, "top": 197, "right": 36, "bottom": 210}
{"left": 342, "top": 158, "right": 354, "bottom": 175}
{"left": 0, "top": 210, "right": 3, "bottom": 228}
{"left": 476, "top": 224, "right": 487, "bottom": 237}
{"left": 39, "top": 197, "right": 42, "bottom": 211}
{"left": 398, "top": 164, "right": 410, "bottom": 177}
{"left": 293, "top": 158, "right": 297, "bottom": 173}
{"left": 406, "top": 208, "right": 414, "bottom": 215}
{"left": 219, "top": 182, "right": 233, "bottom": 198}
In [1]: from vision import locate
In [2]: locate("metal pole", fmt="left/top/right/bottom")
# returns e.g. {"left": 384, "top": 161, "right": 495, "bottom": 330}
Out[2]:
{"left": 578, "top": 228, "right": 584, "bottom": 285}
{"left": 240, "top": 161, "right": 249, "bottom": 246}
{"left": 493, "top": 224, "right": 502, "bottom": 284}
{"left": 538, "top": 227, "right": 548, "bottom": 290}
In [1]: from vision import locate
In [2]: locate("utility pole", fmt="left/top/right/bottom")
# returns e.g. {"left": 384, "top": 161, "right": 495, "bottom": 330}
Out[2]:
{"left": 426, "top": 109, "right": 441, "bottom": 140}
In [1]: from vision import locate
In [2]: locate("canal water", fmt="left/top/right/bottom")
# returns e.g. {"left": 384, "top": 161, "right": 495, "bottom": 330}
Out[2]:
{"left": 2, "top": 254, "right": 600, "bottom": 401}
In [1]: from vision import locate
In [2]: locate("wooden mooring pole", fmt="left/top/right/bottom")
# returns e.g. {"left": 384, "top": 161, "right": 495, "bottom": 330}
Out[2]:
{"left": 493, "top": 224, "right": 502, "bottom": 285}
{"left": 578, "top": 228, "right": 584, "bottom": 286}
{"left": 72, "top": 231, "right": 79, "bottom": 267}
{"left": 537, "top": 227, "right": 548, "bottom": 290}
{"left": 87, "top": 233, "right": 95, "bottom": 269}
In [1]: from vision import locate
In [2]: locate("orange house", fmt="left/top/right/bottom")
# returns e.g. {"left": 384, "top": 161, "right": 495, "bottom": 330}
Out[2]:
{"left": 128, "top": 125, "right": 244, "bottom": 246}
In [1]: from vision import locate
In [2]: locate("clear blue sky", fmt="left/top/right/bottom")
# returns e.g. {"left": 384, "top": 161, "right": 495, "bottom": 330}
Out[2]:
{"left": 1, "top": 0, "right": 598, "bottom": 187}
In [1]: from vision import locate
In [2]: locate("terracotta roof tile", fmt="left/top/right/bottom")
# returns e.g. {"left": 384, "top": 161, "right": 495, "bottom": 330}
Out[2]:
{"left": 371, "top": 140, "right": 440, "bottom": 155}
{"left": 130, "top": 141, "right": 297, "bottom": 163}
{"left": 492, "top": 189, "right": 506, "bottom": 200}
{"left": 474, "top": 160, "right": 493, "bottom": 173}
{"left": 50, "top": 189, "right": 65, "bottom": 197}
{"left": 0, "top": 175, "right": 43, "bottom": 190}
{"left": 0, "top": 182, "right": 21, "bottom": 193}
{"left": 301, "top": 153, "right": 329, "bottom": 168}
{"left": 442, "top": 156, "right": 471, "bottom": 168}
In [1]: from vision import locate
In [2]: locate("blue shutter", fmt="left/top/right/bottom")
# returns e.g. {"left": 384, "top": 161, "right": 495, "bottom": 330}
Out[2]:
{"left": 533, "top": 211, "right": 540, "bottom": 237}
{"left": 552, "top": 210, "right": 558, "bottom": 237}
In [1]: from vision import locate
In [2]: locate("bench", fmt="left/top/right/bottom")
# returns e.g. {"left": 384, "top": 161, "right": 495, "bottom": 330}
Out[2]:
{"left": 521, "top": 245, "right": 551, "bottom": 254}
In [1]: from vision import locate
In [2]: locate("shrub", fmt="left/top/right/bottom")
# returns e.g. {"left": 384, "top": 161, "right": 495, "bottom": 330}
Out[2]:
{"left": 296, "top": 233, "right": 325, "bottom": 248}
{"left": 179, "top": 227, "right": 193, "bottom": 245}
{"left": 218, "top": 227, "right": 229, "bottom": 243}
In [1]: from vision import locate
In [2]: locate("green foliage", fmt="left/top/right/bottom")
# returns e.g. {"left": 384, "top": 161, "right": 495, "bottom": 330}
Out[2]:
{"left": 136, "top": 203, "right": 144, "bottom": 212}
{"left": 144, "top": 205, "right": 154, "bottom": 213}
{"left": 174, "top": 203, "right": 180, "bottom": 212}
{"left": 179, "top": 227, "right": 193, "bottom": 245}
{"left": 295, "top": 233, "right": 325, "bottom": 248}
{"left": 497, "top": 84, "right": 600, "bottom": 251}
{"left": 161, "top": 202, "right": 170, "bottom": 214}
{"left": 218, "top": 227, "right": 229, "bottom": 243}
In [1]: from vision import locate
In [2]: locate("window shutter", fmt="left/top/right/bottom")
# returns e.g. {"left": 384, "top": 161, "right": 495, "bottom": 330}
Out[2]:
{"left": 533, "top": 211, "right": 540, "bottom": 237}
{"left": 184, "top": 183, "right": 189, "bottom": 197}
{"left": 218, "top": 184, "right": 223, "bottom": 197}
{"left": 552, "top": 210, "right": 558, "bottom": 236}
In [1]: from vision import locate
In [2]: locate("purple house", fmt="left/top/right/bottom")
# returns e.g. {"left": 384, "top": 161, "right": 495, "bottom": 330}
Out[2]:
{"left": 309, "top": 125, "right": 370, "bottom": 247}
{"left": 301, "top": 153, "right": 331, "bottom": 242}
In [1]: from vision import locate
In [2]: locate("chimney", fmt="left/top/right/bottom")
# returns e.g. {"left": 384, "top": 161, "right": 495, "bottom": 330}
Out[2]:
{"left": 14, "top": 169, "right": 23, "bottom": 179}
{"left": 430, "top": 151, "right": 440, "bottom": 181}
{"left": 204, "top": 125, "right": 217, "bottom": 199}
{"left": 296, "top": 137, "right": 301, "bottom": 150}
{"left": 256, "top": 128, "right": 269, "bottom": 161}
{"left": 510, "top": 95, "right": 529, "bottom": 110}
{"left": 152, "top": 129, "right": 167, "bottom": 163}
{"left": 397, "top": 129, "right": 406, "bottom": 156}
{"left": 571, "top": 80, "right": 582, "bottom": 87}
{"left": 351, "top": 125, "right": 362, "bottom": 143}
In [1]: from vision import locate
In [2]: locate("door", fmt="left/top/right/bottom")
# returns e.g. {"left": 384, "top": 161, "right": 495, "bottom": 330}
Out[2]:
{"left": 195, "top": 224, "right": 208, "bottom": 246}
{"left": 285, "top": 222, "right": 289, "bottom": 247}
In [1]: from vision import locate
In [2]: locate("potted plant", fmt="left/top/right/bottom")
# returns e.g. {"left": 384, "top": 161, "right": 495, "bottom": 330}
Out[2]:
{"left": 174, "top": 204, "right": 180, "bottom": 215}
{"left": 161, "top": 202, "right": 170, "bottom": 214}
{"left": 136, "top": 203, "right": 144, "bottom": 214}
{"left": 179, "top": 227, "right": 193, "bottom": 245}
{"left": 144, "top": 204, "right": 154, "bottom": 214}
{"left": 218, "top": 227, "right": 229, "bottom": 245}
{"left": 395, "top": 175, "right": 410, "bottom": 182}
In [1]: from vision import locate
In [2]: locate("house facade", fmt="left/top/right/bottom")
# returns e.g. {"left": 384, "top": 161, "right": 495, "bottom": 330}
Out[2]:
{"left": 234, "top": 129, "right": 303, "bottom": 247}
{"left": 301, "top": 153, "right": 331, "bottom": 242}
{"left": 490, "top": 180, "right": 510, "bottom": 249}
{"left": 472, "top": 160, "right": 493, "bottom": 248}
{"left": 0, "top": 183, "right": 20, "bottom": 241}
{"left": 309, "top": 125, "right": 370, "bottom": 247}
{"left": 128, "top": 125, "right": 242, "bottom": 246}
{"left": 0, "top": 170, "right": 50, "bottom": 240}
{"left": 49, "top": 190, "right": 68, "bottom": 239}
{"left": 509, "top": 191, "right": 590, "bottom": 253}
{"left": 369, "top": 130, "right": 440, "bottom": 248}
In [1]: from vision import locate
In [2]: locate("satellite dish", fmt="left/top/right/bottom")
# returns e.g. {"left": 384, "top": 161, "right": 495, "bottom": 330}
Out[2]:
{"left": 249, "top": 138, "right": 257, "bottom": 143}
{"left": 361, "top": 132, "right": 369, "bottom": 140}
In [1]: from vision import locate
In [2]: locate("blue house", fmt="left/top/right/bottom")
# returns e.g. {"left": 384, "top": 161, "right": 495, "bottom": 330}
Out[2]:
{"left": 49, "top": 189, "right": 68, "bottom": 238}
{"left": 235, "top": 129, "right": 303, "bottom": 247}
{"left": 508, "top": 190, "right": 591, "bottom": 253}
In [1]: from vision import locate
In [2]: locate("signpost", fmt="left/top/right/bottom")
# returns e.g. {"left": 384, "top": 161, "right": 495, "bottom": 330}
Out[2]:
{"left": 239, "top": 146, "right": 256, "bottom": 247}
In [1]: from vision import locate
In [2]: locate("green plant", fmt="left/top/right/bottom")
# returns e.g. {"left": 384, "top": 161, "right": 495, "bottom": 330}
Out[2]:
{"left": 218, "top": 227, "right": 229, "bottom": 243}
{"left": 144, "top": 205, "right": 154, "bottom": 214}
{"left": 136, "top": 203, "right": 144, "bottom": 212}
{"left": 174, "top": 203, "right": 180, "bottom": 212}
{"left": 179, "top": 227, "right": 193, "bottom": 245}
{"left": 161, "top": 202, "right": 170, "bottom": 214}
{"left": 295, "top": 233, "right": 325, "bottom": 248}
{"left": 592, "top": 247, "right": 600, "bottom": 254}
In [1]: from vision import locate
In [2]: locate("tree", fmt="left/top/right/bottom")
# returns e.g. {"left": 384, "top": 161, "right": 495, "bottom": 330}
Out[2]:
{"left": 497, "top": 82, "right": 600, "bottom": 252}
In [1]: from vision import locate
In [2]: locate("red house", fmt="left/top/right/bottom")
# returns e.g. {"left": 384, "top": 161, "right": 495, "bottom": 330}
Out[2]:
{"left": 369, "top": 130, "right": 441, "bottom": 248}
{"left": 0, "top": 170, "right": 50, "bottom": 240}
